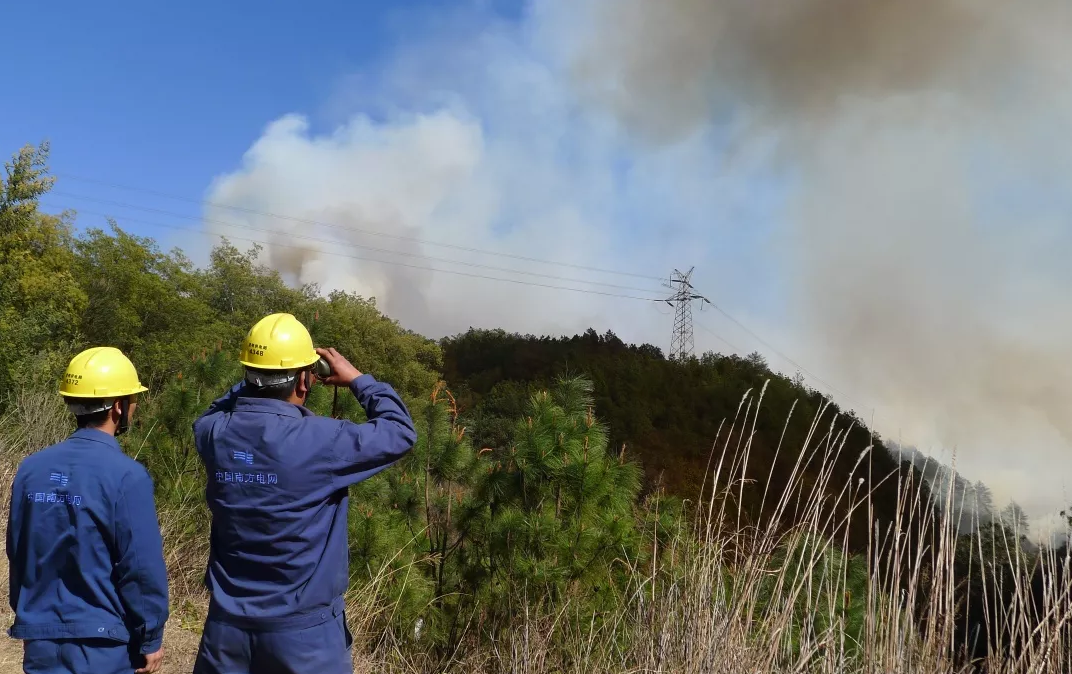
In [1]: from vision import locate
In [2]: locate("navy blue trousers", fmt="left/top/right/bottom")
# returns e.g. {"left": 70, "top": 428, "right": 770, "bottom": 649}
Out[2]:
{"left": 22, "top": 638, "right": 140, "bottom": 674}
{"left": 193, "top": 613, "right": 353, "bottom": 674}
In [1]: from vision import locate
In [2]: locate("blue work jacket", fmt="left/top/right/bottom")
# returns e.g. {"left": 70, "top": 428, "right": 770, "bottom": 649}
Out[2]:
{"left": 5, "top": 428, "right": 169, "bottom": 653}
{"left": 192, "top": 373, "right": 417, "bottom": 630}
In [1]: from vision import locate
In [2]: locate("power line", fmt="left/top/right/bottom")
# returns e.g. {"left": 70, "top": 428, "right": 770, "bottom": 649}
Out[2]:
{"left": 649, "top": 265, "right": 871, "bottom": 412}
{"left": 695, "top": 312, "right": 874, "bottom": 414}
{"left": 702, "top": 299, "right": 855, "bottom": 400}
{"left": 694, "top": 304, "right": 872, "bottom": 413}
{"left": 42, "top": 202, "right": 659, "bottom": 302}
{"left": 53, "top": 196, "right": 771, "bottom": 380}
{"left": 655, "top": 265, "right": 863, "bottom": 410}
{"left": 44, "top": 198, "right": 667, "bottom": 296}
{"left": 60, "top": 194, "right": 838, "bottom": 402}
{"left": 50, "top": 175, "right": 667, "bottom": 282}
{"left": 693, "top": 319, "right": 744, "bottom": 355}
{"left": 45, "top": 177, "right": 873, "bottom": 414}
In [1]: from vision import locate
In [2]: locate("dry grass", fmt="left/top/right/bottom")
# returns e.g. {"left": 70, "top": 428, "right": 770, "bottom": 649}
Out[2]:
{"left": 0, "top": 384, "right": 1069, "bottom": 673}
{"left": 336, "top": 384, "right": 1072, "bottom": 674}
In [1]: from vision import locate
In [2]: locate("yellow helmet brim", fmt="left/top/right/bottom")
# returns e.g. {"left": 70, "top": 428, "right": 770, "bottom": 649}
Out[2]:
{"left": 60, "top": 384, "right": 149, "bottom": 399}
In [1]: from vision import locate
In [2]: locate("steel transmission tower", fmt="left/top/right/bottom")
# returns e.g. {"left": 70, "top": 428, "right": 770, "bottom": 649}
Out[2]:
{"left": 664, "top": 267, "right": 710, "bottom": 361}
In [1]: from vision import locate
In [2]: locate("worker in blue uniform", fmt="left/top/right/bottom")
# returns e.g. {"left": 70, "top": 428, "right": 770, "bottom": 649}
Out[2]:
{"left": 191, "top": 313, "right": 417, "bottom": 674}
{"left": 6, "top": 346, "right": 169, "bottom": 674}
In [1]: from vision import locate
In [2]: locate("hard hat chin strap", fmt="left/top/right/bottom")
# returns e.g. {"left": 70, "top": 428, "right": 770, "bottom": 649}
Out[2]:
{"left": 66, "top": 396, "right": 132, "bottom": 437}
{"left": 245, "top": 369, "right": 299, "bottom": 387}
{"left": 67, "top": 399, "right": 115, "bottom": 416}
{"left": 116, "top": 397, "right": 131, "bottom": 437}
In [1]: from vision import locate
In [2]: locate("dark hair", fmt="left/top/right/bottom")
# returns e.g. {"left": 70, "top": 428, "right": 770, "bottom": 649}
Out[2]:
{"left": 244, "top": 368, "right": 307, "bottom": 401}
{"left": 74, "top": 409, "right": 111, "bottom": 429}
{"left": 68, "top": 396, "right": 120, "bottom": 429}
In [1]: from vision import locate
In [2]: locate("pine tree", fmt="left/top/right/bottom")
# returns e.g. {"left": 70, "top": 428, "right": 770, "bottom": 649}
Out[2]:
{"left": 469, "top": 376, "right": 644, "bottom": 626}
{"left": 345, "top": 375, "right": 651, "bottom": 655}
{"left": 1000, "top": 501, "right": 1030, "bottom": 538}
{"left": 345, "top": 379, "right": 481, "bottom": 648}
{"left": 974, "top": 480, "right": 996, "bottom": 525}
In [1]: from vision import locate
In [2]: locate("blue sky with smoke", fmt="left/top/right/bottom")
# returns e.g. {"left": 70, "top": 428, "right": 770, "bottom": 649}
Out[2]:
{"left": 0, "top": 0, "right": 787, "bottom": 348}
{"left": 6, "top": 0, "right": 1072, "bottom": 532}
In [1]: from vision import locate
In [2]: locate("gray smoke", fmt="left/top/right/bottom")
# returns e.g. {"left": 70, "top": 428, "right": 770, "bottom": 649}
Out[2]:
{"left": 563, "top": 0, "right": 1072, "bottom": 530}
{"left": 204, "top": 99, "right": 646, "bottom": 340}
{"left": 203, "top": 0, "right": 1072, "bottom": 532}
{"left": 568, "top": 0, "right": 1058, "bottom": 138}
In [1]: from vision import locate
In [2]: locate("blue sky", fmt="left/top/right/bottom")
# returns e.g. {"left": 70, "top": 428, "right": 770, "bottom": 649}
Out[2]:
{"left": 1, "top": 0, "right": 788, "bottom": 337}
{"left": 2, "top": 0, "right": 461, "bottom": 247}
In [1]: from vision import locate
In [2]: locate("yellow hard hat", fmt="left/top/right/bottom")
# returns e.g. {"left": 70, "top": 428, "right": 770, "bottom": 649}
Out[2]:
{"left": 60, "top": 347, "right": 148, "bottom": 399}
{"left": 239, "top": 313, "right": 318, "bottom": 370}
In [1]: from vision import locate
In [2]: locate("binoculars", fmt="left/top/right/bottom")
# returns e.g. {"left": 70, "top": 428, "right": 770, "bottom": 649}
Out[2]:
{"left": 313, "top": 357, "right": 333, "bottom": 379}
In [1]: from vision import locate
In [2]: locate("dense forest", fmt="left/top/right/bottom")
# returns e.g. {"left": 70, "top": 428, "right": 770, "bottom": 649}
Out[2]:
{"left": 2, "top": 141, "right": 1069, "bottom": 672}
{"left": 441, "top": 328, "right": 931, "bottom": 555}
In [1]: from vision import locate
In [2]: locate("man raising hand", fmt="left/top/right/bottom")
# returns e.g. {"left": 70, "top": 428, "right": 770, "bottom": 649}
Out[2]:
{"left": 191, "top": 313, "right": 417, "bottom": 674}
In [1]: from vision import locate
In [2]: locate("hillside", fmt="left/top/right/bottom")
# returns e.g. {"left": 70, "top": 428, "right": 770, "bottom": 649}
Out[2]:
{"left": 441, "top": 327, "right": 934, "bottom": 554}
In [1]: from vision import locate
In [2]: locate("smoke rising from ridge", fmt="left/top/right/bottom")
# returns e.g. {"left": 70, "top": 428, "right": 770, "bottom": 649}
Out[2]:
{"left": 204, "top": 0, "right": 1072, "bottom": 531}
{"left": 565, "top": 0, "right": 1072, "bottom": 529}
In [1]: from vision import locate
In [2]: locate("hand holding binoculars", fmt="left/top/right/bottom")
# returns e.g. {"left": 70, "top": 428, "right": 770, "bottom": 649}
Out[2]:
{"left": 311, "top": 347, "right": 362, "bottom": 388}
{"left": 313, "top": 357, "right": 333, "bottom": 379}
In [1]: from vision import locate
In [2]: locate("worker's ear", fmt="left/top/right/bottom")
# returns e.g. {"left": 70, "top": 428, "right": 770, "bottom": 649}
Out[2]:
{"left": 297, "top": 369, "right": 313, "bottom": 399}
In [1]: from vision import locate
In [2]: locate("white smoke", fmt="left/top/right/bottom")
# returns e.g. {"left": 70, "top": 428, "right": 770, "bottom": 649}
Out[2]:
{"left": 203, "top": 90, "right": 678, "bottom": 343}
{"left": 203, "top": 0, "right": 1072, "bottom": 533}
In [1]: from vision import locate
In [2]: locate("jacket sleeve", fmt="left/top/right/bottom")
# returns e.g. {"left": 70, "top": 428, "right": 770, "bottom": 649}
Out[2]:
{"left": 197, "top": 381, "right": 245, "bottom": 421}
{"left": 327, "top": 374, "right": 418, "bottom": 487}
{"left": 113, "top": 468, "right": 170, "bottom": 654}
{"left": 192, "top": 381, "right": 245, "bottom": 461}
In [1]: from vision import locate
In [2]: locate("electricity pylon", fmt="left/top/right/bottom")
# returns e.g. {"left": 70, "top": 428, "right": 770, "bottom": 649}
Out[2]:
{"left": 664, "top": 267, "right": 709, "bottom": 361}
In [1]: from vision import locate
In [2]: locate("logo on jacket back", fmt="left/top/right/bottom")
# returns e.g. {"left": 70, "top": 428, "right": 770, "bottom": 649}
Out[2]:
{"left": 27, "top": 471, "right": 81, "bottom": 506}
{"left": 217, "top": 450, "right": 278, "bottom": 486}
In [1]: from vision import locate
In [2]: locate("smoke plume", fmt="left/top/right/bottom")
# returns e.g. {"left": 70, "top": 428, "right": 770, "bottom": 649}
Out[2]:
{"left": 204, "top": 0, "right": 1072, "bottom": 532}
{"left": 563, "top": 0, "right": 1072, "bottom": 530}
